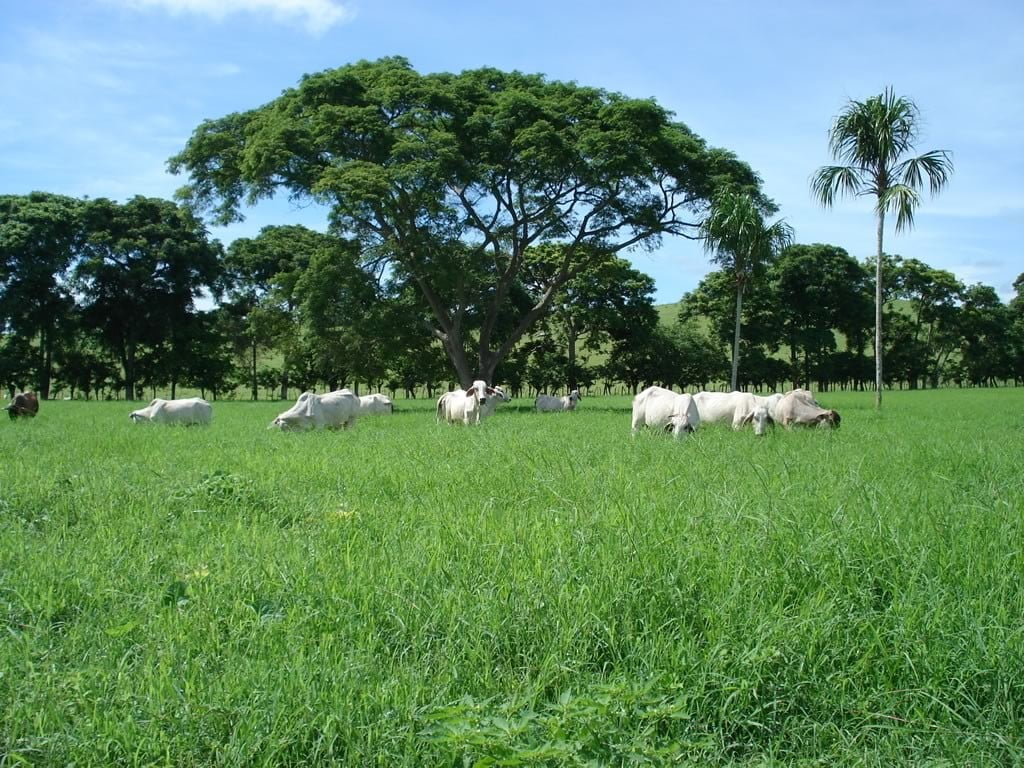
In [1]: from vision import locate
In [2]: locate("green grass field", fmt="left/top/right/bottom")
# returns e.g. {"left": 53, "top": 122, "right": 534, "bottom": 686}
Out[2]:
{"left": 2, "top": 389, "right": 1023, "bottom": 765}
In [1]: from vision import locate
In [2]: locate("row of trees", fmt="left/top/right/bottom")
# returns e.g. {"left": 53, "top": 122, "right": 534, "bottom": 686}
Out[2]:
{"left": 3, "top": 61, "right": 1011, "bottom": 400}
{"left": 2, "top": 187, "right": 1021, "bottom": 400}
{"left": 675, "top": 246, "right": 1024, "bottom": 392}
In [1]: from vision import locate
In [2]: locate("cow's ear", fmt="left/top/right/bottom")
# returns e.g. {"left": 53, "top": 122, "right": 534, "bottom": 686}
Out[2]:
{"left": 486, "top": 387, "right": 496, "bottom": 395}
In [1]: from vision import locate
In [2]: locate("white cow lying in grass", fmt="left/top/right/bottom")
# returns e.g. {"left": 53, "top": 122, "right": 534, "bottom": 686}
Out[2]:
{"left": 776, "top": 389, "right": 840, "bottom": 429}
{"left": 436, "top": 380, "right": 498, "bottom": 425}
{"left": 693, "top": 391, "right": 773, "bottom": 436}
{"left": 358, "top": 393, "right": 393, "bottom": 415}
{"left": 630, "top": 386, "right": 700, "bottom": 438}
{"left": 535, "top": 389, "right": 580, "bottom": 412}
{"left": 130, "top": 397, "right": 212, "bottom": 425}
{"left": 270, "top": 390, "right": 358, "bottom": 431}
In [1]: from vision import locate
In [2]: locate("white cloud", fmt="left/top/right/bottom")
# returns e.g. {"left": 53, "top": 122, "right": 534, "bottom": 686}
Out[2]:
{"left": 113, "top": 0, "right": 355, "bottom": 35}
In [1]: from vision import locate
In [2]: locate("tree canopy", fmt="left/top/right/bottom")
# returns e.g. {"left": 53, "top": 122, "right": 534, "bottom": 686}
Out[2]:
{"left": 169, "top": 57, "right": 766, "bottom": 385}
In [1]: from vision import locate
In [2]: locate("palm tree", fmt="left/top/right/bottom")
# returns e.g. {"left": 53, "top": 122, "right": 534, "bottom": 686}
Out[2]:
{"left": 811, "top": 87, "right": 952, "bottom": 410}
{"left": 700, "top": 189, "right": 793, "bottom": 391}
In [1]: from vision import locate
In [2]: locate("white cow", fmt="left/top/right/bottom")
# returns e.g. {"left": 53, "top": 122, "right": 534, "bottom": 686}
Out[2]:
{"left": 129, "top": 397, "right": 212, "bottom": 425}
{"left": 775, "top": 389, "right": 840, "bottom": 429}
{"left": 754, "top": 392, "right": 784, "bottom": 422}
{"left": 269, "top": 390, "right": 358, "bottom": 431}
{"left": 358, "top": 393, "right": 393, "bottom": 415}
{"left": 436, "top": 380, "right": 497, "bottom": 425}
{"left": 480, "top": 385, "right": 511, "bottom": 418}
{"left": 693, "top": 391, "right": 772, "bottom": 436}
{"left": 535, "top": 389, "right": 581, "bottom": 412}
{"left": 630, "top": 386, "right": 700, "bottom": 438}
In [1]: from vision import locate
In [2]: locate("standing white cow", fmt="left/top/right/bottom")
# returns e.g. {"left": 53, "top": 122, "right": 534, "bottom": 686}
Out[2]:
{"left": 129, "top": 397, "right": 212, "bottom": 425}
{"left": 535, "top": 389, "right": 581, "bottom": 412}
{"left": 693, "top": 391, "right": 772, "bottom": 436}
{"left": 269, "top": 390, "right": 358, "bottom": 431}
{"left": 436, "top": 380, "right": 497, "bottom": 425}
{"left": 358, "top": 393, "right": 393, "bottom": 415}
{"left": 775, "top": 389, "right": 840, "bottom": 428}
{"left": 630, "top": 386, "right": 700, "bottom": 438}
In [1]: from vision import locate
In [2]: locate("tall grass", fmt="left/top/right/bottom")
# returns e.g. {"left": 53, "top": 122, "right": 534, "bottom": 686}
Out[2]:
{"left": 1, "top": 389, "right": 1022, "bottom": 765}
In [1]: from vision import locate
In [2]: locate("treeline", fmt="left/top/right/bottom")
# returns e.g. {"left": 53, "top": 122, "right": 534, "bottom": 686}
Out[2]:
{"left": 0, "top": 192, "right": 666, "bottom": 400}
{"left": 671, "top": 244, "right": 1024, "bottom": 392}
{"left": 2, "top": 193, "right": 1022, "bottom": 401}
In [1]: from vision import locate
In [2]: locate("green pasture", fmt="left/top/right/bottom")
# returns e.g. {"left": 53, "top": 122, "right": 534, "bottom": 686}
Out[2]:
{"left": 2, "top": 389, "right": 1023, "bottom": 765}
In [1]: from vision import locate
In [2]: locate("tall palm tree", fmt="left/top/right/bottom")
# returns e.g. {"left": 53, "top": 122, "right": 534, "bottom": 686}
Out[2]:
{"left": 700, "top": 189, "right": 793, "bottom": 391}
{"left": 811, "top": 87, "right": 952, "bottom": 410}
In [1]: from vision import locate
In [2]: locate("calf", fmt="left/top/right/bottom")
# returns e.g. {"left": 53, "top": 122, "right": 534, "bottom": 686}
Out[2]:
{"left": 535, "top": 389, "right": 581, "bottom": 412}
{"left": 5, "top": 391, "right": 39, "bottom": 420}
{"left": 270, "top": 390, "right": 358, "bottom": 431}
{"left": 130, "top": 397, "right": 212, "bottom": 425}
{"left": 694, "top": 391, "right": 772, "bottom": 436}
{"left": 775, "top": 389, "right": 839, "bottom": 429}
{"left": 630, "top": 386, "right": 700, "bottom": 438}
{"left": 358, "top": 393, "right": 393, "bottom": 415}
{"left": 436, "top": 380, "right": 497, "bottom": 425}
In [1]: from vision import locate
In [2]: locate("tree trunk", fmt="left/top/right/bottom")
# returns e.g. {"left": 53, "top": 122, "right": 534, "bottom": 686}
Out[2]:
{"left": 251, "top": 337, "right": 258, "bottom": 401}
{"left": 566, "top": 319, "right": 578, "bottom": 391}
{"left": 39, "top": 326, "right": 53, "bottom": 400}
{"left": 123, "top": 343, "right": 135, "bottom": 401}
{"left": 874, "top": 208, "right": 885, "bottom": 409}
{"left": 730, "top": 285, "right": 743, "bottom": 391}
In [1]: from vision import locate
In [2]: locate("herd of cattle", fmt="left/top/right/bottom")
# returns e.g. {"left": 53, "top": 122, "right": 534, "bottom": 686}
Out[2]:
{"left": 3, "top": 383, "right": 839, "bottom": 436}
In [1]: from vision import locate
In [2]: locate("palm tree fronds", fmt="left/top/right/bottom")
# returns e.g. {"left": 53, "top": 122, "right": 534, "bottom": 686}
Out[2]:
{"left": 810, "top": 165, "right": 863, "bottom": 207}
{"left": 880, "top": 184, "right": 921, "bottom": 232}
{"left": 895, "top": 150, "right": 954, "bottom": 197}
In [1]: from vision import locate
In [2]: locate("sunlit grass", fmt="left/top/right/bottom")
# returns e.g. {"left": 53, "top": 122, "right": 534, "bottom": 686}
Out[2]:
{"left": 1, "top": 389, "right": 1022, "bottom": 765}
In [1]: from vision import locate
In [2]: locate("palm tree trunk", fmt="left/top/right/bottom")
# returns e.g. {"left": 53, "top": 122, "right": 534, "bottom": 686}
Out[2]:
{"left": 731, "top": 285, "right": 743, "bottom": 391}
{"left": 875, "top": 208, "right": 885, "bottom": 410}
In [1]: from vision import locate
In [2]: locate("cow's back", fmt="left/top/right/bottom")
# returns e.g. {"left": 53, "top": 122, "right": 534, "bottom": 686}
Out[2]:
{"left": 164, "top": 397, "right": 212, "bottom": 425}
{"left": 318, "top": 390, "right": 358, "bottom": 427}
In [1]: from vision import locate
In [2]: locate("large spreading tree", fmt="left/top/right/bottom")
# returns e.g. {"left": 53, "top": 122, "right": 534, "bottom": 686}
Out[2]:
{"left": 169, "top": 56, "right": 765, "bottom": 386}
{"left": 811, "top": 87, "right": 952, "bottom": 409}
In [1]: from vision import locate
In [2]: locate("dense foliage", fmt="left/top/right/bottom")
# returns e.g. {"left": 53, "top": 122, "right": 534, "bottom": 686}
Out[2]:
{"left": 168, "top": 57, "right": 764, "bottom": 386}
{"left": 1, "top": 189, "right": 1022, "bottom": 398}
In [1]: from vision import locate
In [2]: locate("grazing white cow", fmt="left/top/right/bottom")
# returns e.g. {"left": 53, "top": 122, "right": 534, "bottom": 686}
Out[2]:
{"left": 269, "top": 390, "right": 358, "bottom": 431}
{"left": 129, "top": 397, "right": 212, "bottom": 425}
{"left": 630, "top": 386, "right": 700, "bottom": 438}
{"left": 358, "top": 393, "right": 393, "bottom": 415}
{"left": 775, "top": 389, "right": 840, "bottom": 429}
{"left": 694, "top": 391, "right": 773, "bottom": 436}
{"left": 535, "top": 389, "right": 581, "bottom": 413}
{"left": 436, "top": 380, "right": 497, "bottom": 425}
{"left": 754, "top": 392, "right": 784, "bottom": 422}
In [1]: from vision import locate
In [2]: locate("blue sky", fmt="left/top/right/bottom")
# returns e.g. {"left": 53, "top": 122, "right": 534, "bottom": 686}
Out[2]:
{"left": 2, "top": 0, "right": 1022, "bottom": 303}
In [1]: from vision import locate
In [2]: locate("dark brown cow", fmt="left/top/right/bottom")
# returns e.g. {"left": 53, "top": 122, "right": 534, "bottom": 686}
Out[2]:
{"left": 5, "top": 392, "right": 39, "bottom": 420}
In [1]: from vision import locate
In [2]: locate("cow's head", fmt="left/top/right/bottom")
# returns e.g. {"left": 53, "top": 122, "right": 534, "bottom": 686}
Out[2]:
{"left": 129, "top": 410, "right": 149, "bottom": 423}
{"left": 816, "top": 410, "right": 840, "bottom": 428}
{"left": 744, "top": 404, "right": 772, "bottom": 436}
{"left": 469, "top": 379, "right": 489, "bottom": 406}
{"left": 568, "top": 389, "right": 581, "bottom": 403}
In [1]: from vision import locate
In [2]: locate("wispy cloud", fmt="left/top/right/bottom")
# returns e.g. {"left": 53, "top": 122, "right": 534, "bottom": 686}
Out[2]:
{"left": 110, "top": 0, "right": 355, "bottom": 35}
